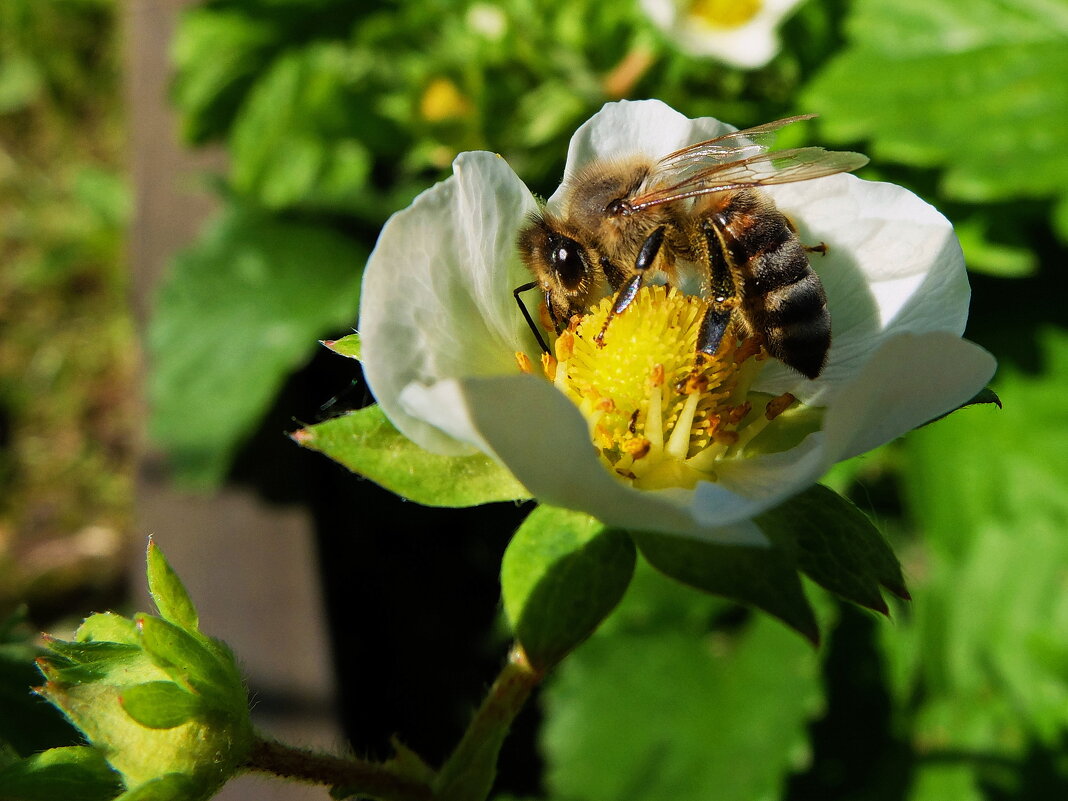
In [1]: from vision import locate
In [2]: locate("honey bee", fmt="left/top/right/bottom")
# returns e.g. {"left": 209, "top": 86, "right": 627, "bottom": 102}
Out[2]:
{"left": 515, "top": 115, "right": 868, "bottom": 379}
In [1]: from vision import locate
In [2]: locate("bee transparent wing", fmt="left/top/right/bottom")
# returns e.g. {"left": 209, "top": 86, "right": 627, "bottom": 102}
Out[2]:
{"left": 656, "top": 114, "right": 817, "bottom": 169}
{"left": 628, "top": 146, "right": 869, "bottom": 210}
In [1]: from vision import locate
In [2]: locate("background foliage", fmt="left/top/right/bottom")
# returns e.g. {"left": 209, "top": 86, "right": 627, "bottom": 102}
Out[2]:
{"left": 3, "top": 0, "right": 1068, "bottom": 799}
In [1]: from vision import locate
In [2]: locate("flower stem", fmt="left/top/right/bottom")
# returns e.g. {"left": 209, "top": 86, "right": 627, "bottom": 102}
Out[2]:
{"left": 245, "top": 735, "right": 434, "bottom": 801}
{"left": 434, "top": 644, "right": 544, "bottom": 801}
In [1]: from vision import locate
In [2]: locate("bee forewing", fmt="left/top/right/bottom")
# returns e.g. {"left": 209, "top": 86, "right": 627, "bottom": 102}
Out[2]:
{"left": 630, "top": 146, "right": 869, "bottom": 210}
{"left": 655, "top": 114, "right": 818, "bottom": 168}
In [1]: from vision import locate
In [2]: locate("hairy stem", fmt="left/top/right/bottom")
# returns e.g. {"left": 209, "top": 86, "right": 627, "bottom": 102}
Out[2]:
{"left": 246, "top": 736, "right": 434, "bottom": 801}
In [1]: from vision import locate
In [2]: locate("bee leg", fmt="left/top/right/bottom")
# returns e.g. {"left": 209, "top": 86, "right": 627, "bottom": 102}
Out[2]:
{"left": 594, "top": 226, "right": 666, "bottom": 347}
{"left": 513, "top": 281, "right": 551, "bottom": 354}
{"left": 697, "top": 307, "right": 733, "bottom": 356}
{"left": 804, "top": 242, "right": 828, "bottom": 255}
{"left": 594, "top": 273, "right": 643, "bottom": 347}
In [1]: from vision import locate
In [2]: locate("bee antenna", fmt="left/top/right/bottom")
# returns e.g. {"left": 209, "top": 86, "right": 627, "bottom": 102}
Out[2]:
{"left": 513, "top": 281, "right": 551, "bottom": 355}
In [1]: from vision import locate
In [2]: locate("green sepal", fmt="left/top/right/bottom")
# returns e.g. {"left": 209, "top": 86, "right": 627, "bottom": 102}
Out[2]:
{"left": 146, "top": 540, "right": 199, "bottom": 632}
{"left": 758, "top": 484, "right": 908, "bottom": 610}
{"left": 634, "top": 484, "right": 907, "bottom": 642}
{"left": 0, "top": 746, "right": 122, "bottom": 801}
{"left": 501, "top": 506, "right": 636, "bottom": 671}
{"left": 43, "top": 640, "right": 142, "bottom": 668}
{"left": 292, "top": 404, "right": 531, "bottom": 507}
{"left": 922, "top": 385, "right": 1002, "bottom": 427}
{"left": 633, "top": 530, "right": 820, "bottom": 644}
{"left": 322, "top": 333, "right": 361, "bottom": 360}
{"left": 119, "top": 682, "right": 203, "bottom": 730}
{"left": 134, "top": 616, "right": 231, "bottom": 709}
{"left": 113, "top": 773, "right": 196, "bottom": 801}
{"left": 76, "top": 614, "right": 139, "bottom": 646}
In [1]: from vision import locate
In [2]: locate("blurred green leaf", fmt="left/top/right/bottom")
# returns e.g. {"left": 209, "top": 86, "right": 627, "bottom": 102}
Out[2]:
{"left": 171, "top": 9, "right": 284, "bottom": 143}
{"left": 148, "top": 207, "right": 364, "bottom": 485}
{"left": 953, "top": 209, "right": 1037, "bottom": 277}
{"left": 541, "top": 562, "right": 824, "bottom": 801}
{"left": 501, "top": 506, "right": 635, "bottom": 671}
{"left": 803, "top": 0, "right": 1068, "bottom": 211}
{"left": 0, "top": 54, "right": 44, "bottom": 113}
{"left": 0, "top": 746, "right": 121, "bottom": 801}
{"left": 292, "top": 404, "right": 531, "bottom": 507}
{"left": 889, "top": 326, "right": 1068, "bottom": 789}
{"left": 229, "top": 43, "right": 375, "bottom": 212}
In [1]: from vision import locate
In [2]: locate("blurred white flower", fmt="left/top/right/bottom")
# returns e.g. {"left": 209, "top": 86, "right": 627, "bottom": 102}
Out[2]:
{"left": 359, "top": 100, "right": 995, "bottom": 544}
{"left": 641, "top": 0, "right": 806, "bottom": 69}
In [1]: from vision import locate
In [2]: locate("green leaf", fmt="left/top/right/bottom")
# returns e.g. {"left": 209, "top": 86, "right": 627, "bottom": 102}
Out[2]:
{"left": 147, "top": 206, "right": 365, "bottom": 485}
{"left": 501, "top": 506, "right": 635, "bottom": 671}
{"left": 803, "top": 0, "right": 1068, "bottom": 204}
{"left": 541, "top": 562, "right": 825, "bottom": 801}
{"left": 229, "top": 43, "right": 373, "bottom": 213}
{"left": 145, "top": 541, "right": 199, "bottom": 632}
{"left": 322, "top": 333, "right": 361, "bottom": 360}
{"left": 119, "top": 682, "right": 202, "bottom": 730}
{"left": 758, "top": 484, "right": 908, "bottom": 614}
{"left": 0, "top": 746, "right": 121, "bottom": 801}
{"left": 633, "top": 530, "right": 820, "bottom": 643}
{"left": 293, "top": 405, "right": 530, "bottom": 507}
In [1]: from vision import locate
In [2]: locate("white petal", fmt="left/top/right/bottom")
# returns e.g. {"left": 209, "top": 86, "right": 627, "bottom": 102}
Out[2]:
{"left": 756, "top": 175, "right": 973, "bottom": 404}
{"left": 360, "top": 152, "right": 540, "bottom": 455}
{"left": 822, "top": 331, "right": 997, "bottom": 462}
{"left": 548, "top": 100, "right": 731, "bottom": 209}
{"left": 445, "top": 373, "right": 767, "bottom": 545}
{"left": 677, "top": 25, "right": 779, "bottom": 70}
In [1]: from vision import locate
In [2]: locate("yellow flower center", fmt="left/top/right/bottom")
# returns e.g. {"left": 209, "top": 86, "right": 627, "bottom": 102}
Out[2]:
{"left": 518, "top": 285, "right": 811, "bottom": 491}
{"left": 688, "top": 0, "right": 763, "bottom": 29}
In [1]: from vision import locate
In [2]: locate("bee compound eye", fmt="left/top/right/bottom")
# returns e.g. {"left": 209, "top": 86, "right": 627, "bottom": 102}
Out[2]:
{"left": 550, "top": 238, "right": 588, "bottom": 290}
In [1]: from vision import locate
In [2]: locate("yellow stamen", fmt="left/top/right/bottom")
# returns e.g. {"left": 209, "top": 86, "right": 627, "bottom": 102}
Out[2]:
{"left": 534, "top": 285, "right": 822, "bottom": 491}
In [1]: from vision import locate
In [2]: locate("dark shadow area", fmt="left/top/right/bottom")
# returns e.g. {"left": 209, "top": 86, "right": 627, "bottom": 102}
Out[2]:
{"left": 224, "top": 347, "right": 544, "bottom": 796}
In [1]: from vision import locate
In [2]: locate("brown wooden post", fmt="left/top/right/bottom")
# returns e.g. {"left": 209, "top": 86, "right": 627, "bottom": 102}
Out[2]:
{"left": 125, "top": 3, "right": 341, "bottom": 798}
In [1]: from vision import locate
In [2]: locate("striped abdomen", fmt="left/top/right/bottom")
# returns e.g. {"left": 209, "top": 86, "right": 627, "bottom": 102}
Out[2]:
{"left": 709, "top": 189, "right": 830, "bottom": 379}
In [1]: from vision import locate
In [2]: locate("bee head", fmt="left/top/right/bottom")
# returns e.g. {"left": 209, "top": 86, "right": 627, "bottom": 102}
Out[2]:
{"left": 517, "top": 214, "right": 598, "bottom": 330}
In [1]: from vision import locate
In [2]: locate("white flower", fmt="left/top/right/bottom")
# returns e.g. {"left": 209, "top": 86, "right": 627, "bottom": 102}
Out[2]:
{"left": 359, "top": 100, "right": 995, "bottom": 544}
{"left": 641, "top": 0, "right": 805, "bottom": 69}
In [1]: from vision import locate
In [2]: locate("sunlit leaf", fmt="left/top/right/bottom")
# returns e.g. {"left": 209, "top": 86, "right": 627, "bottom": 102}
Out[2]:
{"left": 501, "top": 506, "right": 635, "bottom": 671}
{"left": 292, "top": 405, "right": 530, "bottom": 507}
{"left": 542, "top": 563, "right": 824, "bottom": 801}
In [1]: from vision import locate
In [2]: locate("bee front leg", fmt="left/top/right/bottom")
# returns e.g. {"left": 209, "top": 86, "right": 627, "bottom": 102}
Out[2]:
{"left": 594, "top": 226, "right": 665, "bottom": 347}
{"left": 697, "top": 307, "right": 733, "bottom": 356}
